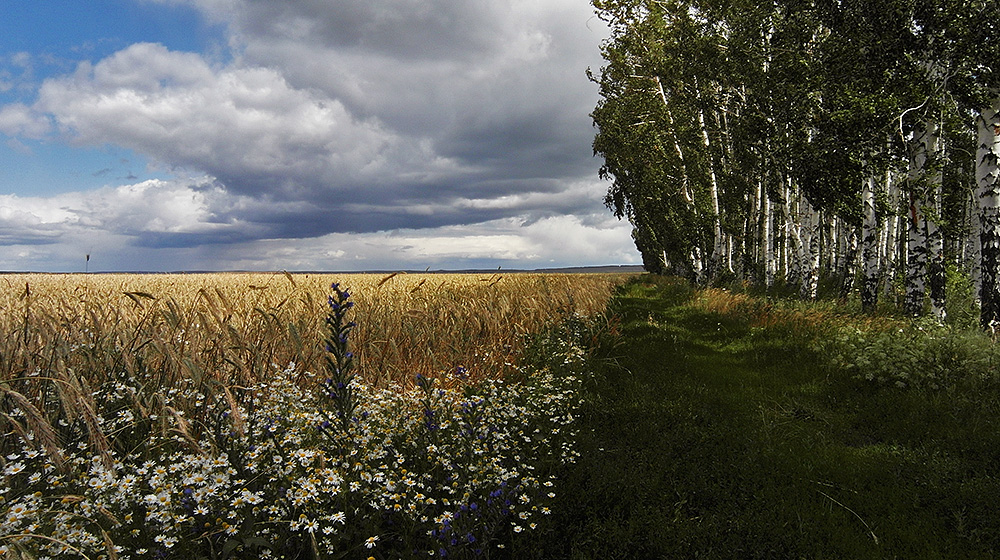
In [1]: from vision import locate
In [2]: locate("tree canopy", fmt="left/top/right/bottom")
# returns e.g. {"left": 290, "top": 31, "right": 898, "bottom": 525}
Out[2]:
{"left": 592, "top": 0, "right": 1000, "bottom": 322}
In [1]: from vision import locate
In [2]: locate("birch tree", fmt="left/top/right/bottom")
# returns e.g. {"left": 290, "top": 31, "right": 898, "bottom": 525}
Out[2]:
{"left": 914, "top": 0, "right": 999, "bottom": 326}
{"left": 590, "top": 0, "right": 998, "bottom": 310}
{"left": 860, "top": 170, "right": 879, "bottom": 311}
{"left": 977, "top": 99, "right": 1000, "bottom": 329}
{"left": 591, "top": 0, "right": 755, "bottom": 279}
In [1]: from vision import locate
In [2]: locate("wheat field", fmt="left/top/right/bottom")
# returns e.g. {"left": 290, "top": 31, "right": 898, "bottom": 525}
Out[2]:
{"left": 0, "top": 271, "right": 633, "bottom": 558}
{"left": 0, "top": 271, "right": 627, "bottom": 382}
{"left": 0, "top": 271, "right": 630, "bottom": 453}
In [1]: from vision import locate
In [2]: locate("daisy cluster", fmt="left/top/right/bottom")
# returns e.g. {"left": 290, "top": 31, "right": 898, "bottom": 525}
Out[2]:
{"left": 0, "top": 284, "right": 585, "bottom": 559}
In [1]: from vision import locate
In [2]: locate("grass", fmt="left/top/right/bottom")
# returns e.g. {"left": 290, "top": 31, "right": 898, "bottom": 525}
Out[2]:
{"left": 539, "top": 275, "right": 1000, "bottom": 559}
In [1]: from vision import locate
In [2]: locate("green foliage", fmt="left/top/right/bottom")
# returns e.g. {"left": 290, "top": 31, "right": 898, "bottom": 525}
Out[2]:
{"left": 945, "top": 263, "right": 980, "bottom": 329}
{"left": 821, "top": 319, "right": 1000, "bottom": 390}
{"left": 591, "top": 0, "right": 999, "bottom": 295}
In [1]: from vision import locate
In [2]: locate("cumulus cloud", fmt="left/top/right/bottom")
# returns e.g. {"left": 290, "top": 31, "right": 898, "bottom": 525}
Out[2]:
{"left": 0, "top": 103, "right": 50, "bottom": 138}
{"left": 0, "top": 0, "right": 634, "bottom": 270}
{"left": 36, "top": 44, "right": 421, "bottom": 197}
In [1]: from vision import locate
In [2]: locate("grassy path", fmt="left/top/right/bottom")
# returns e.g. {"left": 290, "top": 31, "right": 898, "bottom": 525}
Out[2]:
{"left": 537, "top": 276, "right": 1000, "bottom": 559}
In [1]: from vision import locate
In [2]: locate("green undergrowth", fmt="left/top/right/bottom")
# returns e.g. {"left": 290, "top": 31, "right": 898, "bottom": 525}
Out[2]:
{"left": 537, "top": 274, "right": 1000, "bottom": 559}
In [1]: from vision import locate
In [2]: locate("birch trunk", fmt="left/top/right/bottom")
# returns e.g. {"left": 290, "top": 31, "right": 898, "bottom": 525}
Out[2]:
{"left": 781, "top": 178, "right": 792, "bottom": 284}
{"left": 786, "top": 181, "right": 803, "bottom": 289}
{"left": 698, "top": 108, "right": 724, "bottom": 277}
{"left": 691, "top": 247, "right": 706, "bottom": 284}
{"left": 833, "top": 216, "right": 844, "bottom": 276}
{"left": 657, "top": 78, "right": 706, "bottom": 279}
{"left": 977, "top": 98, "right": 1000, "bottom": 331}
{"left": 764, "top": 188, "right": 776, "bottom": 287}
{"left": 971, "top": 189, "right": 983, "bottom": 302}
{"left": 905, "top": 191, "right": 928, "bottom": 316}
{"left": 861, "top": 172, "right": 879, "bottom": 311}
{"left": 800, "top": 198, "right": 821, "bottom": 300}
{"left": 883, "top": 173, "right": 901, "bottom": 299}
{"left": 904, "top": 122, "right": 940, "bottom": 317}
{"left": 842, "top": 228, "right": 859, "bottom": 298}
{"left": 923, "top": 120, "right": 946, "bottom": 322}
{"left": 789, "top": 221, "right": 804, "bottom": 291}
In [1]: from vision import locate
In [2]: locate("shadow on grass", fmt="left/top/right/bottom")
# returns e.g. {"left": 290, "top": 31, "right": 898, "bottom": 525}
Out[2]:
{"left": 529, "top": 275, "right": 1000, "bottom": 560}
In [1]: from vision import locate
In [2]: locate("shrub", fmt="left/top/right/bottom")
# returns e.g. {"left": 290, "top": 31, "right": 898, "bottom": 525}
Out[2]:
{"left": 820, "top": 318, "right": 1000, "bottom": 391}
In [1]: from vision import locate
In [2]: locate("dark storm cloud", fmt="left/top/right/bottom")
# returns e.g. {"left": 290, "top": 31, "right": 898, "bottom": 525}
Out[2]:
{"left": 226, "top": 0, "right": 507, "bottom": 61}
{"left": 2, "top": 0, "right": 625, "bottom": 270}
{"left": 0, "top": 231, "right": 59, "bottom": 245}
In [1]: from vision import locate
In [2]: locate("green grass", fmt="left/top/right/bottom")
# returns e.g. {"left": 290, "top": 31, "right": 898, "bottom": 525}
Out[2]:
{"left": 534, "top": 275, "right": 1000, "bottom": 559}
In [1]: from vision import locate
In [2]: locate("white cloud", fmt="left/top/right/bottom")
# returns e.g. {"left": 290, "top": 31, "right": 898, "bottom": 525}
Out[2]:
{"left": 0, "top": 103, "right": 50, "bottom": 138}
{"left": 0, "top": 0, "right": 635, "bottom": 271}
{"left": 35, "top": 43, "right": 427, "bottom": 198}
{"left": 172, "top": 213, "right": 637, "bottom": 272}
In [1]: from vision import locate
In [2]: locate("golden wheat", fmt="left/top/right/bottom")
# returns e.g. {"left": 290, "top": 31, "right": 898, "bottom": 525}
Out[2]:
{"left": 0, "top": 271, "right": 631, "bottom": 458}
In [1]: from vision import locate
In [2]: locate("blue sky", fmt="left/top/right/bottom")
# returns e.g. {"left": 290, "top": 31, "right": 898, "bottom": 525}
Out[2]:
{"left": 1, "top": 1, "right": 218, "bottom": 57}
{"left": 1, "top": 0, "right": 216, "bottom": 196}
{"left": 0, "top": 0, "right": 636, "bottom": 272}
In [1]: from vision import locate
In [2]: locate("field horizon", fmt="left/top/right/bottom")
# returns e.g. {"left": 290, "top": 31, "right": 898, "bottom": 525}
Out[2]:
{"left": 0, "top": 264, "right": 645, "bottom": 276}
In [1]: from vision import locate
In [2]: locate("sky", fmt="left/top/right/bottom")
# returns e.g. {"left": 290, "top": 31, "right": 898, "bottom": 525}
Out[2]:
{"left": 0, "top": 0, "right": 638, "bottom": 272}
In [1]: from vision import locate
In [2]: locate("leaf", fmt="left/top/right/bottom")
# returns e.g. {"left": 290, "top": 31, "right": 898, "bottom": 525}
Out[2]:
{"left": 241, "top": 537, "right": 273, "bottom": 550}
{"left": 221, "top": 538, "right": 242, "bottom": 559}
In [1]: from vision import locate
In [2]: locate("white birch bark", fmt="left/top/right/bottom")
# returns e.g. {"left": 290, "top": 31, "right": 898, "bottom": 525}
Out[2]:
{"left": 905, "top": 192, "right": 927, "bottom": 316}
{"left": 976, "top": 98, "right": 1000, "bottom": 330}
{"left": 800, "top": 197, "right": 821, "bottom": 300}
{"left": 972, "top": 190, "right": 984, "bottom": 302}
{"left": 833, "top": 216, "right": 844, "bottom": 276}
{"left": 781, "top": 178, "right": 791, "bottom": 284}
{"left": 861, "top": 172, "right": 880, "bottom": 311}
{"left": 751, "top": 184, "right": 759, "bottom": 279}
{"left": 883, "top": 172, "right": 901, "bottom": 299}
{"left": 789, "top": 219, "right": 803, "bottom": 289}
{"left": 764, "top": 188, "right": 776, "bottom": 287}
{"left": 922, "top": 120, "right": 946, "bottom": 321}
{"left": 904, "top": 123, "right": 938, "bottom": 317}
{"left": 786, "top": 180, "right": 804, "bottom": 289}
{"left": 698, "top": 108, "right": 724, "bottom": 275}
{"left": 691, "top": 247, "right": 705, "bottom": 283}
{"left": 662, "top": 104, "right": 692, "bottom": 205}
{"left": 653, "top": 77, "right": 711, "bottom": 280}
{"left": 808, "top": 204, "right": 822, "bottom": 300}
{"left": 842, "top": 227, "right": 859, "bottom": 297}
{"left": 726, "top": 235, "right": 734, "bottom": 277}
